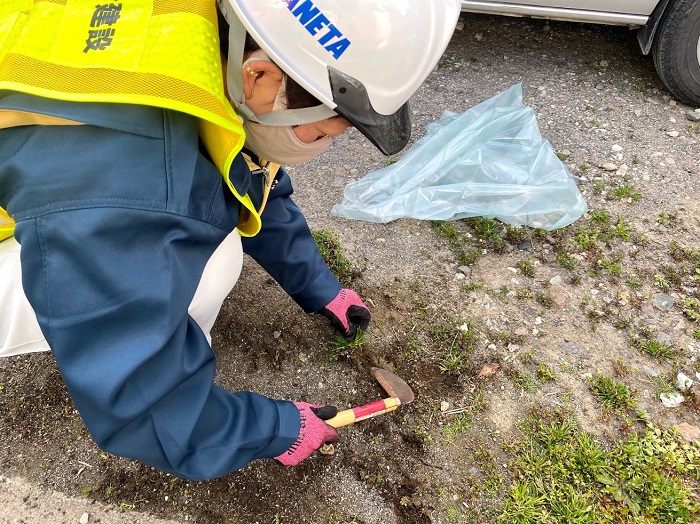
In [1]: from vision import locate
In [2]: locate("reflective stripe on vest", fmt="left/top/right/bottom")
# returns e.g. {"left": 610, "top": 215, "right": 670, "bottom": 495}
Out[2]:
{"left": 0, "top": 0, "right": 260, "bottom": 237}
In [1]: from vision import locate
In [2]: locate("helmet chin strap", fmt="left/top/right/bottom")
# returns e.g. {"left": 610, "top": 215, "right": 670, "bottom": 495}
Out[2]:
{"left": 218, "top": 1, "right": 338, "bottom": 126}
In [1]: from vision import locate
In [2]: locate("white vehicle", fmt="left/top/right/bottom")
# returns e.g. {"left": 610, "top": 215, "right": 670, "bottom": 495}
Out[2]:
{"left": 460, "top": 0, "right": 700, "bottom": 106}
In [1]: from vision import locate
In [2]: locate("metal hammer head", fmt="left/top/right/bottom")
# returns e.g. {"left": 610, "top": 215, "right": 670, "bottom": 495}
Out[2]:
{"left": 371, "top": 367, "right": 415, "bottom": 405}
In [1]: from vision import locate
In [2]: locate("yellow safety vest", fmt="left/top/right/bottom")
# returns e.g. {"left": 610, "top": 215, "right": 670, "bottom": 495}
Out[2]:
{"left": 0, "top": 0, "right": 261, "bottom": 241}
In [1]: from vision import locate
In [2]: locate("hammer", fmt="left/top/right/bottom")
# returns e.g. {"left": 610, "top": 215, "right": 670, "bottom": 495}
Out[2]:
{"left": 324, "top": 367, "right": 415, "bottom": 428}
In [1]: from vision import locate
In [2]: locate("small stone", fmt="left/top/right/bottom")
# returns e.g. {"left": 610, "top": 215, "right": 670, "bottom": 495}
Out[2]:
{"left": 686, "top": 110, "right": 700, "bottom": 122}
{"left": 660, "top": 392, "right": 685, "bottom": 408}
{"left": 560, "top": 342, "right": 581, "bottom": 354}
{"left": 655, "top": 331, "right": 673, "bottom": 345}
{"left": 549, "top": 275, "right": 562, "bottom": 286}
{"left": 455, "top": 20, "right": 464, "bottom": 31}
{"left": 80, "top": 513, "right": 89, "bottom": 524}
{"left": 457, "top": 266, "right": 472, "bottom": 277}
{"left": 273, "top": 331, "right": 281, "bottom": 339}
{"left": 642, "top": 365, "right": 659, "bottom": 378}
{"left": 688, "top": 385, "right": 700, "bottom": 406}
{"left": 677, "top": 372, "right": 694, "bottom": 391}
{"left": 548, "top": 291, "right": 567, "bottom": 308}
{"left": 611, "top": 144, "right": 623, "bottom": 152}
{"left": 440, "top": 401, "right": 450, "bottom": 412}
{"left": 474, "top": 32, "right": 483, "bottom": 41}
{"left": 600, "top": 163, "right": 618, "bottom": 171}
{"left": 514, "top": 327, "right": 528, "bottom": 337}
{"left": 652, "top": 293, "right": 675, "bottom": 312}
{"left": 675, "top": 423, "right": 700, "bottom": 442}
{"left": 666, "top": 131, "right": 679, "bottom": 137}
{"left": 595, "top": 82, "right": 605, "bottom": 90}
{"left": 599, "top": 60, "right": 608, "bottom": 67}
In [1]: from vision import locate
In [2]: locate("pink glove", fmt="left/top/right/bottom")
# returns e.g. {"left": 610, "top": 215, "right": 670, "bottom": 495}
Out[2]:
{"left": 275, "top": 402, "right": 339, "bottom": 466}
{"left": 319, "top": 288, "right": 371, "bottom": 341}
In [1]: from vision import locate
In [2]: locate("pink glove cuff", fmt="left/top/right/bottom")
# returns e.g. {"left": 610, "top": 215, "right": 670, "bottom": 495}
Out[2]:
{"left": 275, "top": 402, "right": 339, "bottom": 466}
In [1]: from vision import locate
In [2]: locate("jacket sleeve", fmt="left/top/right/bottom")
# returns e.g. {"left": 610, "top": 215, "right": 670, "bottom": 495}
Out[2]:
{"left": 241, "top": 167, "right": 341, "bottom": 313}
{"left": 14, "top": 208, "right": 300, "bottom": 481}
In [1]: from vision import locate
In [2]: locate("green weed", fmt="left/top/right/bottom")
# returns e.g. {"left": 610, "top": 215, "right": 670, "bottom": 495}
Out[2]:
{"left": 312, "top": 230, "right": 353, "bottom": 285}
{"left": 589, "top": 375, "right": 637, "bottom": 413}
{"left": 516, "top": 260, "right": 535, "bottom": 278}
{"left": 514, "top": 371, "right": 539, "bottom": 393}
{"left": 327, "top": 329, "right": 365, "bottom": 361}
{"left": 499, "top": 409, "right": 700, "bottom": 523}
{"left": 684, "top": 298, "right": 700, "bottom": 322}
{"left": 612, "top": 184, "right": 642, "bottom": 201}
{"left": 432, "top": 317, "right": 478, "bottom": 376}
{"left": 442, "top": 412, "right": 473, "bottom": 443}
{"left": 556, "top": 252, "right": 577, "bottom": 270}
{"left": 536, "top": 363, "right": 556, "bottom": 382}
{"left": 432, "top": 221, "right": 480, "bottom": 266}
{"left": 640, "top": 340, "right": 675, "bottom": 360}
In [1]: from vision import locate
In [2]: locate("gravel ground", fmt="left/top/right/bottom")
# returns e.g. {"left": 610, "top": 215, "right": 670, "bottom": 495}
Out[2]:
{"left": 2, "top": 12, "right": 700, "bottom": 524}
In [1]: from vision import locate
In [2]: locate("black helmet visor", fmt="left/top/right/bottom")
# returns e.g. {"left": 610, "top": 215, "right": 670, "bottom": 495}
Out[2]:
{"left": 328, "top": 67, "right": 412, "bottom": 156}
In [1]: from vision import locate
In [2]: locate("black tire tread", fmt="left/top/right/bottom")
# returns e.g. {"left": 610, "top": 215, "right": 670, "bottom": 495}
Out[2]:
{"left": 652, "top": 0, "right": 700, "bottom": 106}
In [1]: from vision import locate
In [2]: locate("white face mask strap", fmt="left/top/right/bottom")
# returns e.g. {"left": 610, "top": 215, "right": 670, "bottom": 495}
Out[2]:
{"left": 218, "top": 2, "right": 339, "bottom": 126}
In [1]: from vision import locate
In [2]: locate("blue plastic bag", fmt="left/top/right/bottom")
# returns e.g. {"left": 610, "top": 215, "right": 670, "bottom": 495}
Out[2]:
{"left": 331, "top": 84, "right": 587, "bottom": 230}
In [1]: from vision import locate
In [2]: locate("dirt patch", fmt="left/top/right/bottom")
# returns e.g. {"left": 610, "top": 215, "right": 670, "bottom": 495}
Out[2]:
{"left": 2, "top": 13, "right": 700, "bottom": 524}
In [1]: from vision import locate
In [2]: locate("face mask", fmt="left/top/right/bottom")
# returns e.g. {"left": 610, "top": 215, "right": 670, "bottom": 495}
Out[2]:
{"left": 243, "top": 121, "right": 332, "bottom": 165}
{"left": 241, "top": 50, "right": 332, "bottom": 165}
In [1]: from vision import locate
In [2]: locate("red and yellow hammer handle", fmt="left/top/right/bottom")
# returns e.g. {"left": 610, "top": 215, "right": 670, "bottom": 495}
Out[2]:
{"left": 325, "top": 397, "right": 401, "bottom": 428}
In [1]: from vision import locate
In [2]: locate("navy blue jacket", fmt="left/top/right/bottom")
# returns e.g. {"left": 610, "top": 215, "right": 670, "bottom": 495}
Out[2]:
{"left": 242, "top": 162, "right": 340, "bottom": 313}
{"left": 0, "top": 92, "right": 338, "bottom": 479}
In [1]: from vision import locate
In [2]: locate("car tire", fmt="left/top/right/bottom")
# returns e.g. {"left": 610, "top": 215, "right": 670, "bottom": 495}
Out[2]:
{"left": 652, "top": 0, "right": 700, "bottom": 106}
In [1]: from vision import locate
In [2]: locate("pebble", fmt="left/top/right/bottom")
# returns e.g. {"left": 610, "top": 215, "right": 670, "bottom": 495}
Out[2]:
{"left": 457, "top": 265, "right": 472, "bottom": 277}
{"left": 560, "top": 342, "right": 581, "bottom": 354}
{"left": 440, "top": 401, "right": 450, "bottom": 412}
{"left": 660, "top": 392, "right": 684, "bottom": 408}
{"left": 80, "top": 513, "right": 89, "bottom": 524}
{"left": 666, "top": 131, "right": 679, "bottom": 137}
{"left": 548, "top": 291, "right": 567, "bottom": 307}
{"left": 273, "top": 331, "right": 281, "bottom": 339}
{"left": 652, "top": 293, "right": 675, "bottom": 312}
{"left": 654, "top": 331, "right": 673, "bottom": 345}
{"left": 642, "top": 365, "right": 659, "bottom": 378}
{"left": 675, "top": 423, "right": 700, "bottom": 442}
{"left": 600, "top": 163, "right": 617, "bottom": 171}
{"left": 686, "top": 110, "right": 700, "bottom": 122}
{"left": 611, "top": 144, "right": 623, "bottom": 152}
{"left": 677, "top": 372, "right": 694, "bottom": 391}
{"left": 549, "top": 275, "right": 562, "bottom": 286}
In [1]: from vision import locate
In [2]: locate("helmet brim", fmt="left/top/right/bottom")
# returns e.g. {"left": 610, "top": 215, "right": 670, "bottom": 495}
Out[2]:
{"left": 328, "top": 67, "right": 411, "bottom": 156}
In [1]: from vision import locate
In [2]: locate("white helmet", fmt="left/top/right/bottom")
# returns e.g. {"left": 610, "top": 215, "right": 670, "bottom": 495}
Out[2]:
{"left": 219, "top": 0, "right": 461, "bottom": 155}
